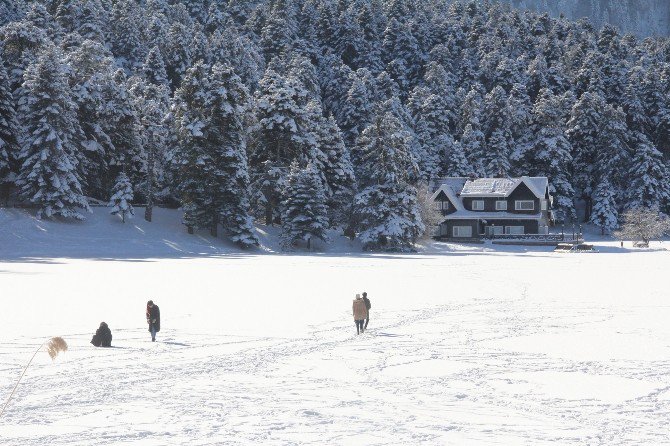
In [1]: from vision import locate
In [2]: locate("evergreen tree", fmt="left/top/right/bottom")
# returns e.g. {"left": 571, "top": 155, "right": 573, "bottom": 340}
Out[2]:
{"left": 626, "top": 134, "right": 670, "bottom": 211}
{"left": 590, "top": 176, "right": 618, "bottom": 235}
{"left": 0, "top": 18, "right": 48, "bottom": 95}
{"left": 381, "top": 18, "right": 423, "bottom": 86}
{"left": 339, "top": 69, "right": 376, "bottom": 147}
{"left": 208, "top": 63, "right": 258, "bottom": 247}
{"left": 55, "top": 0, "right": 82, "bottom": 34}
{"left": 173, "top": 62, "right": 258, "bottom": 247}
{"left": 0, "top": 1, "right": 25, "bottom": 27}
{"left": 108, "top": 171, "right": 134, "bottom": 222}
{"left": 318, "top": 55, "right": 353, "bottom": 128}
{"left": 461, "top": 120, "right": 486, "bottom": 177}
{"left": 104, "top": 70, "right": 144, "bottom": 187}
{"left": 567, "top": 90, "right": 628, "bottom": 221}
{"left": 530, "top": 89, "right": 576, "bottom": 222}
{"left": 251, "top": 68, "right": 312, "bottom": 224}
{"left": 204, "top": 3, "right": 229, "bottom": 34}
{"left": 485, "top": 129, "right": 511, "bottom": 177}
{"left": 280, "top": 162, "right": 329, "bottom": 250}
{"left": 128, "top": 77, "right": 170, "bottom": 222}
{"left": 77, "top": 0, "right": 106, "bottom": 42}
{"left": 314, "top": 114, "right": 356, "bottom": 226}
{"left": 143, "top": 46, "right": 169, "bottom": 87}
{"left": 0, "top": 57, "right": 19, "bottom": 187}
{"left": 66, "top": 40, "right": 117, "bottom": 197}
{"left": 260, "top": 0, "right": 298, "bottom": 60}
{"left": 482, "top": 86, "right": 512, "bottom": 177}
{"left": 336, "top": 6, "right": 366, "bottom": 69}
{"left": 443, "top": 135, "right": 474, "bottom": 177}
{"left": 17, "top": 46, "right": 89, "bottom": 219}
{"left": 172, "top": 62, "right": 219, "bottom": 235}
{"left": 209, "top": 27, "right": 264, "bottom": 90}
{"left": 353, "top": 108, "right": 423, "bottom": 251}
{"left": 110, "top": 0, "right": 147, "bottom": 70}
{"left": 506, "top": 83, "right": 533, "bottom": 165}
{"left": 163, "top": 22, "right": 192, "bottom": 90}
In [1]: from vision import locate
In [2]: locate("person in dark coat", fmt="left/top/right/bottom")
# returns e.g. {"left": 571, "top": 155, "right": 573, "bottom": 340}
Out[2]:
{"left": 146, "top": 300, "right": 160, "bottom": 342}
{"left": 90, "top": 322, "right": 112, "bottom": 347}
{"left": 362, "top": 292, "right": 371, "bottom": 330}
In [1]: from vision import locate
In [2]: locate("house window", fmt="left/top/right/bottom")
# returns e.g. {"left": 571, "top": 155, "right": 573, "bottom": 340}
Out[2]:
{"left": 433, "top": 200, "right": 449, "bottom": 211}
{"left": 472, "top": 200, "right": 484, "bottom": 211}
{"left": 486, "top": 225, "right": 504, "bottom": 236}
{"left": 495, "top": 201, "right": 507, "bottom": 211}
{"left": 453, "top": 226, "right": 473, "bottom": 237}
{"left": 541, "top": 200, "right": 548, "bottom": 211}
{"left": 515, "top": 200, "right": 535, "bottom": 211}
{"left": 505, "top": 226, "right": 525, "bottom": 235}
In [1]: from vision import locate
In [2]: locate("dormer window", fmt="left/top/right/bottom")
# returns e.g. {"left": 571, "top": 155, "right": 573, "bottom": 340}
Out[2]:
{"left": 433, "top": 200, "right": 449, "bottom": 211}
{"left": 472, "top": 200, "right": 484, "bottom": 211}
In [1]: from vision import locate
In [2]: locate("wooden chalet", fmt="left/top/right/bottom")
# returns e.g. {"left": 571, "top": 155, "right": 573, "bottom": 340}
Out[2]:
{"left": 430, "top": 176, "right": 553, "bottom": 240}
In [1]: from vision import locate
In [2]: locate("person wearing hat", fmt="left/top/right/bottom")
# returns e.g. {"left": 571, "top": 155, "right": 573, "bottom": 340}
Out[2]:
{"left": 352, "top": 294, "right": 367, "bottom": 335}
{"left": 90, "top": 322, "right": 112, "bottom": 347}
{"left": 146, "top": 300, "right": 160, "bottom": 342}
{"left": 362, "top": 292, "right": 371, "bottom": 330}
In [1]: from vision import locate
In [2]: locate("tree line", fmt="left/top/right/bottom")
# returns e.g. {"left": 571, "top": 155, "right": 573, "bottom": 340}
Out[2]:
{"left": 1, "top": 0, "right": 670, "bottom": 250}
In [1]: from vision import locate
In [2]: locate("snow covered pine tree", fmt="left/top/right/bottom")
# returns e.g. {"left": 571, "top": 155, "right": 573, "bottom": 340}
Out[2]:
{"left": 280, "top": 162, "right": 329, "bottom": 250}
{"left": 17, "top": 45, "right": 90, "bottom": 220}
{"left": 353, "top": 107, "right": 424, "bottom": 251}
{"left": 109, "top": 172, "right": 134, "bottom": 223}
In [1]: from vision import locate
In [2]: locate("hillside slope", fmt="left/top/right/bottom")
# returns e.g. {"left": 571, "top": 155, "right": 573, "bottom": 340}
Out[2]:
{"left": 496, "top": 0, "right": 670, "bottom": 36}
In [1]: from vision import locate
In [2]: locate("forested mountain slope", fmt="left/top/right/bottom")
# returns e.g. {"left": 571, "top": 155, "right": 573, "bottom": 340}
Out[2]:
{"left": 1, "top": 0, "right": 670, "bottom": 250}
{"left": 496, "top": 0, "right": 670, "bottom": 37}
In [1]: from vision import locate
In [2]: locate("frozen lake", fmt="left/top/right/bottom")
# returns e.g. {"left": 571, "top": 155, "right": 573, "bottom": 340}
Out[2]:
{"left": 1, "top": 208, "right": 669, "bottom": 445}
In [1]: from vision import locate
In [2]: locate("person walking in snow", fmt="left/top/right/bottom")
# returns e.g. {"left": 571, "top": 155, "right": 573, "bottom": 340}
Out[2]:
{"left": 90, "top": 322, "right": 112, "bottom": 347}
{"left": 353, "top": 294, "right": 367, "bottom": 335}
{"left": 146, "top": 300, "right": 160, "bottom": 342}
{"left": 362, "top": 292, "right": 371, "bottom": 330}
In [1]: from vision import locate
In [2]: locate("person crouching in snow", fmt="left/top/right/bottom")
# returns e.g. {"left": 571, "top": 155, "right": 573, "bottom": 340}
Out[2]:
{"left": 146, "top": 300, "right": 160, "bottom": 342}
{"left": 353, "top": 294, "right": 367, "bottom": 334}
{"left": 91, "top": 322, "right": 112, "bottom": 347}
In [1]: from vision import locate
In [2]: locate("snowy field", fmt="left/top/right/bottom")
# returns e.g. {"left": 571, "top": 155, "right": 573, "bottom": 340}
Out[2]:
{"left": 1, "top": 208, "right": 670, "bottom": 445}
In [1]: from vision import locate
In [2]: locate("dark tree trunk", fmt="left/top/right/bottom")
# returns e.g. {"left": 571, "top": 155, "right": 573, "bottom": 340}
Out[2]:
{"left": 307, "top": 236, "right": 311, "bottom": 250}
{"left": 210, "top": 217, "right": 218, "bottom": 237}
{"left": 145, "top": 142, "right": 155, "bottom": 222}
{"left": 265, "top": 202, "right": 273, "bottom": 226}
{"left": 187, "top": 226, "right": 194, "bottom": 234}
{"left": 583, "top": 196, "right": 592, "bottom": 222}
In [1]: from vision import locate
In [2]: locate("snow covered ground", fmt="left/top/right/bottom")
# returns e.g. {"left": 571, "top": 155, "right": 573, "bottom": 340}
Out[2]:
{"left": 1, "top": 208, "right": 670, "bottom": 445}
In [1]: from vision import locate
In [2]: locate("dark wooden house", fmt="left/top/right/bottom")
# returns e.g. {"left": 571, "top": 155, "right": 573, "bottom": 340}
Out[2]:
{"left": 431, "top": 177, "right": 553, "bottom": 240}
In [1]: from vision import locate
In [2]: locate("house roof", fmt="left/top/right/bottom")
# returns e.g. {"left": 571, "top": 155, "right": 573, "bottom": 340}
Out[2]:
{"left": 429, "top": 179, "right": 467, "bottom": 211}
{"left": 441, "top": 211, "right": 544, "bottom": 221}
{"left": 458, "top": 176, "right": 548, "bottom": 198}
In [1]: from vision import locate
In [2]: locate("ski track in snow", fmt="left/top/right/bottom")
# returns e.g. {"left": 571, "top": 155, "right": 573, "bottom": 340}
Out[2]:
{"left": 1, "top": 208, "right": 670, "bottom": 445}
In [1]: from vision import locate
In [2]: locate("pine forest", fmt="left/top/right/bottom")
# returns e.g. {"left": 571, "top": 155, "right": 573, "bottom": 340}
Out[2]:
{"left": 2, "top": 0, "right": 670, "bottom": 250}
